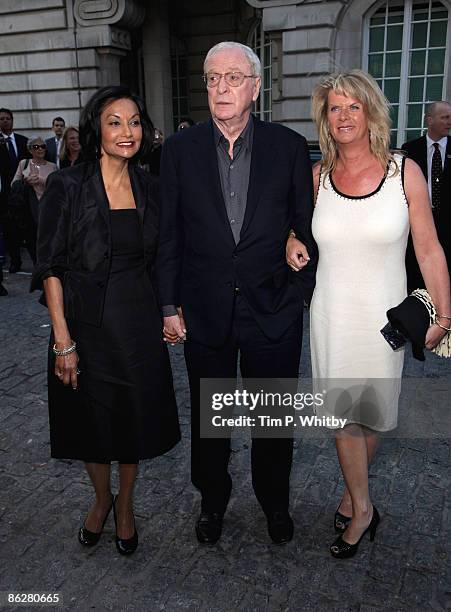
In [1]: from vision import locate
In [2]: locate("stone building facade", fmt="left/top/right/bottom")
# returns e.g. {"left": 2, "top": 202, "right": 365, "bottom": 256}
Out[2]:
{"left": 1, "top": 0, "right": 450, "bottom": 145}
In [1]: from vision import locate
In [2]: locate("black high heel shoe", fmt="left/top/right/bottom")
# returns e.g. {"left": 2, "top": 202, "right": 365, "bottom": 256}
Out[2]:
{"left": 330, "top": 506, "right": 380, "bottom": 559}
{"left": 334, "top": 507, "right": 352, "bottom": 533}
{"left": 78, "top": 495, "right": 114, "bottom": 547}
{"left": 113, "top": 496, "right": 138, "bottom": 556}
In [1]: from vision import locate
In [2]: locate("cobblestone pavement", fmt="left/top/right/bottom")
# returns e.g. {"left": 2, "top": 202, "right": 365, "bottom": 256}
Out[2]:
{"left": 0, "top": 264, "right": 449, "bottom": 612}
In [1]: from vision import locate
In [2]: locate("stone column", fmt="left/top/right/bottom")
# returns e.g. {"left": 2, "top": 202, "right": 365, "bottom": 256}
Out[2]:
{"left": 73, "top": 0, "right": 146, "bottom": 92}
{"left": 141, "top": 0, "right": 174, "bottom": 136}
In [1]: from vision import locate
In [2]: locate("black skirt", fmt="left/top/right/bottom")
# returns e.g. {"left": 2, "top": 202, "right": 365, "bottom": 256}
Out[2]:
{"left": 47, "top": 209, "right": 180, "bottom": 462}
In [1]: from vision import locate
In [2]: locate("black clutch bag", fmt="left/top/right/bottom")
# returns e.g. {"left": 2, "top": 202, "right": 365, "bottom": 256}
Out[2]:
{"left": 380, "top": 322, "right": 407, "bottom": 351}
{"left": 381, "top": 289, "right": 451, "bottom": 360}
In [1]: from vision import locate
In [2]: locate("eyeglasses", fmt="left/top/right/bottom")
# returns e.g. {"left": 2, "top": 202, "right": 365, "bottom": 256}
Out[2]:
{"left": 31, "top": 144, "right": 46, "bottom": 150}
{"left": 203, "top": 72, "right": 257, "bottom": 88}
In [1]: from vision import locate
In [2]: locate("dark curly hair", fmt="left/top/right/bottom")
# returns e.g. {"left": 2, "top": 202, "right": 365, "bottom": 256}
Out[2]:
{"left": 79, "top": 85, "right": 154, "bottom": 162}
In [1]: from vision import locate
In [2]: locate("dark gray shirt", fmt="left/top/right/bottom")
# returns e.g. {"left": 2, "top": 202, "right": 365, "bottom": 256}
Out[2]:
{"left": 162, "top": 117, "right": 254, "bottom": 317}
{"left": 213, "top": 116, "right": 253, "bottom": 244}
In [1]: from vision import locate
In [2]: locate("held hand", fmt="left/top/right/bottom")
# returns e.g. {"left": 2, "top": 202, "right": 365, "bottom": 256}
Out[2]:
{"left": 425, "top": 323, "right": 447, "bottom": 350}
{"left": 25, "top": 174, "right": 39, "bottom": 186}
{"left": 286, "top": 236, "right": 310, "bottom": 272}
{"left": 55, "top": 351, "right": 79, "bottom": 389}
{"left": 163, "top": 308, "right": 187, "bottom": 345}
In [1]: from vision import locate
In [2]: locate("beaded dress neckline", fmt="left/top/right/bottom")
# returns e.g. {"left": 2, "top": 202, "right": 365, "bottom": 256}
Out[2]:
{"left": 329, "top": 171, "right": 387, "bottom": 201}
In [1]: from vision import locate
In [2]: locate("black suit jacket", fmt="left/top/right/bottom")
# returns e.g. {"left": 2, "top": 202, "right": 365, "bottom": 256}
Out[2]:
{"left": 45, "top": 137, "right": 58, "bottom": 164}
{"left": 402, "top": 135, "right": 451, "bottom": 288}
{"left": 31, "top": 162, "right": 160, "bottom": 326}
{"left": 155, "top": 117, "right": 317, "bottom": 347}
{"left": 0, "top": 132, "right": 29, "bottom": 214}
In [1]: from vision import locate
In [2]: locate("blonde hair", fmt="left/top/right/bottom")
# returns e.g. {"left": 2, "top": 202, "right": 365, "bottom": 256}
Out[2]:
{"left": 59, "top": 126, "right": 79, "bottom": 162}
{"left": 311, "top": 69, "right": 397, "bottom": 178}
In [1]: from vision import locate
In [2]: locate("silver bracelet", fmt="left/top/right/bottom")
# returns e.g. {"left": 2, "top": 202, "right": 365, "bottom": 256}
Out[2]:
{"left": 53, "top": 341, "right": 77, "bottom": 356}
{"left": 435, "top": 319, "right": 451, "bottom": 332}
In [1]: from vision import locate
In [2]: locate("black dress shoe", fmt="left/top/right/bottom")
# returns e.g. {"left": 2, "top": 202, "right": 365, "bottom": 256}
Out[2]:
{"left": 113, "top": 496, "right": 138, "bottom": 555}
{"left": 78, "top": 495, "right": 114, "bottom": 547}
{"left": 0, "top": 284, "right": 7, "bottom": 296}
{"left": 266, "top": 511, "right": 294, "bottom": 544}
{"left": 8, "top": 263, "right": 21, "bottom": 274}
{"left": 195, "top": 512, "right": 223, "bottom": 544}
{"left": 330, "top": 506, "right": 380, "bottom": 559}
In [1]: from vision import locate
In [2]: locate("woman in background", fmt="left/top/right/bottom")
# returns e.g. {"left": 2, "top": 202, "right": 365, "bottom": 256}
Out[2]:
{"left": 13, "top": 136, "right": 57, "bottom": 201}
{"left": 12, "top": 136, "right": 57, "bottom": 263}
{"left": 59, "top": 126, "right": 81, "bottom": 168}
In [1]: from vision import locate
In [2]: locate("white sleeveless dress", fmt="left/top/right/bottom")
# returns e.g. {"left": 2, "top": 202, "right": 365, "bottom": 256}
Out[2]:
{"left": 310, "top": 155, "right": 409, "bottom": 431}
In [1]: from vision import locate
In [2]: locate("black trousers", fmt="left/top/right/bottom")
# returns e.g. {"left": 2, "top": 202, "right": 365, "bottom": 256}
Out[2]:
{"left": 0, "top": 221, "right": 4, "bottom": 284}
{"left": 3, "top": 216, "right": 37, "bottom": 267}
{"left": 0, "top": 198, "right": 7, "bottom": 284}
{"left": 4, "top": 215, "right": 23, "bottom": 267}
{"left": 184, "top": 294, "right": 303, "bottom": 515}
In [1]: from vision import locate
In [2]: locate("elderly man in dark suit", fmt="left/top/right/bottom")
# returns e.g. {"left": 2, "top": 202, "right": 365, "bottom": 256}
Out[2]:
{"left": 0, "top": 108, "right": 29, "bottom": 290}
{"left": 156, "top": 41, "right": 316, "bottom": 545}
{"left": 403, "top": 101, "right": 451, "bottom": 292}
{"left": 45, "top": 116, "right": 65, "bottom": 167}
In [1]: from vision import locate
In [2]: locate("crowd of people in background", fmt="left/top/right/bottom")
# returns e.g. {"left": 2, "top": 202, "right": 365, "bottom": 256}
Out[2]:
{"left": 0, "top": 113, "right": 65, "bottom": 294}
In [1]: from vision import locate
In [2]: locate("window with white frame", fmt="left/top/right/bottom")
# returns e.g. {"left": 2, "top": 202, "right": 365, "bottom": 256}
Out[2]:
{"left": 365, "top": 0, "right": 449, "bottom": 147}
{"left": 249, "top": 21, "right": 272, "bottom": 122}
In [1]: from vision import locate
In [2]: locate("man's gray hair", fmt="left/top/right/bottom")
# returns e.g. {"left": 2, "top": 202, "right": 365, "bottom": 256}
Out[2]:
{"left": 204, "top": 42, "right": 261, "bottom": 77}
{"left": 425, "top": 101, "right": 451, "bottom": 117}
{"left": 27, "top": 136, "right": 44, "bottom": 148}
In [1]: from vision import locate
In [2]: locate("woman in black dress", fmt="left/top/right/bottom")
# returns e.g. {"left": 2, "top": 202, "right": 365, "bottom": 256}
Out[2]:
{"left": 32, "top": 86, "right": 180, "bottom": 555}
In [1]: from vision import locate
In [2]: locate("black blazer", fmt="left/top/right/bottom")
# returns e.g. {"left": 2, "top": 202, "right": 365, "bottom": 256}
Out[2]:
{"left": 402, "top": 135, "right": 451, "bottom": 267}
{"left": 0, "top": 132, "right": 29, "bottom": 213}
{"left": 0, "top": 132, "right": 29, "bottom": 182}
{"left": 31, "top": 162, "right": 159, "bottom": 326}
{"left": 155, "top": 117, "right": 317, "bottom": 347}
{"left": 45, "top": 137, "right": 58, "bottom": 164}
{"left": 402, "top": 134, "right": 451, "bottom": 196}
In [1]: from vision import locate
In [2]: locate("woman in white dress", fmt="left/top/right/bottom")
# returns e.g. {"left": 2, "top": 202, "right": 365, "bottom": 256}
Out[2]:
{"left": 287, "top": 70, "right": 450, "bottom": 558}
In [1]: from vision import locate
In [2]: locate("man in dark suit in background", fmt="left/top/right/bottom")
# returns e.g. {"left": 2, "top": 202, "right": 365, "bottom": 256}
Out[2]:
{"left": 0, "top": 108, "right": 29, "bottom": 289}
{"left": 403, "top": 101, "right": 451, "bottom": 292}
{"left": 156, "top": 42, "right": 316, "bottom": 545}
{"left": 45, "top": 116, "right": 65, "bottom": 167}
